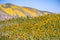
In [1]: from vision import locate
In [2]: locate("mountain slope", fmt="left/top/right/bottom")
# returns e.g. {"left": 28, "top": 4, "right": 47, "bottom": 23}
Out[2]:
{"left": 0, "top": 3, "right": 48, "bottom": 20}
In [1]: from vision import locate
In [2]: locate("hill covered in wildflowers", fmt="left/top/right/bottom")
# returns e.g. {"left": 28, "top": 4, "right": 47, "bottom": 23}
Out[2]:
{"left": 0, "top": 14, "right": 60, "bottom": 40}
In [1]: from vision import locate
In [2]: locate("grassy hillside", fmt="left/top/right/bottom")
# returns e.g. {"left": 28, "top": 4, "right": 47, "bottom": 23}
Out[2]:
{"left": 0, "top": 3, "right": 48, "bottom": 19}
{"left": 0, "top": 14, "right": 60, "bottom": 40}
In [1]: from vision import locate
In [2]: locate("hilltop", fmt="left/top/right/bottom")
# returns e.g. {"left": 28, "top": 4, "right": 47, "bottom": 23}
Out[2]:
{"left": 0, "top": 3, "right": 50, "bottom": 20}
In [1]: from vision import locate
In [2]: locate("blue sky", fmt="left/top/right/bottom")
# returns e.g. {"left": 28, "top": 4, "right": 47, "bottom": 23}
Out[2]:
{"left": 0, "top": 0, "right": 60, "bottom": 13}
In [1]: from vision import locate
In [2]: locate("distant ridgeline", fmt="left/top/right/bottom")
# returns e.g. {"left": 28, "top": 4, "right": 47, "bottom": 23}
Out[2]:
{"left": 0, "top": 3, "right": 54, "bottom": 20}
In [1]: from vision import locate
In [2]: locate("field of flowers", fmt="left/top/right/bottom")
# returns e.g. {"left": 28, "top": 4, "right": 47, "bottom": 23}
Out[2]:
{"left": 0, "top": 14, "right": 60, "bottom": 40}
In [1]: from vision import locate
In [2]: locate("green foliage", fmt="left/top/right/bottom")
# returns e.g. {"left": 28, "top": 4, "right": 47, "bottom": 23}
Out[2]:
{"left": 0, "top": 14, "right": 60, "bottom": 40}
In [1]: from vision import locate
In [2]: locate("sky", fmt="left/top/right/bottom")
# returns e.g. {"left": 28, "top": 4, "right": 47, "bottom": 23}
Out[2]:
{"left": 0, "top": 0, "right": 60, "bottom": 13}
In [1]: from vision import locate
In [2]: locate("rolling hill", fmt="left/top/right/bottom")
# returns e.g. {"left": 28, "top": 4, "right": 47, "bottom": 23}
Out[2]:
{"left": 0, "top": 3, "right": 60, "bottom": 40}
{"left": 0, "top": 3, "right": 49, "bottom": 20}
